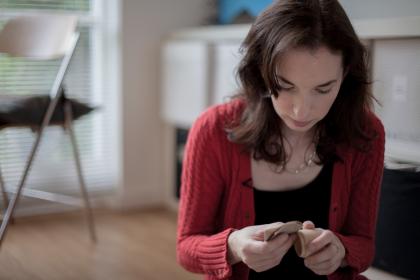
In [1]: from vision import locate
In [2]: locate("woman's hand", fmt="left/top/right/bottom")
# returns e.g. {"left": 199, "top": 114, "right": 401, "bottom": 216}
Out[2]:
{"left": 227, "top": 223, "right": 296, "bottom": 272}
{"left": 301, "top": 221, "right": 346, "bottom": 275}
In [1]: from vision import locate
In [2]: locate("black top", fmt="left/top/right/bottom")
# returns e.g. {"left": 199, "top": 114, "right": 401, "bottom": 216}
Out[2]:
{"left": 248, "top": 162, "right": 333, "bottom": 280}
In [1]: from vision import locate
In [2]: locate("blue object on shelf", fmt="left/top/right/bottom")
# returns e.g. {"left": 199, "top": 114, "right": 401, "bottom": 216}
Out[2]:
{"left": 218, "top": 0, "right": 274, "bottom": 24}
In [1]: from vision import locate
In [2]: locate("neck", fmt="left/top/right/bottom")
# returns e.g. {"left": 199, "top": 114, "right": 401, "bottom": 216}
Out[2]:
{"left": 281, "top": 125, "right": 316, "bottom": 148}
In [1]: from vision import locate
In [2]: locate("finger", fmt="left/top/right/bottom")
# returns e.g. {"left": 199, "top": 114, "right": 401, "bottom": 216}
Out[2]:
{"left": 254, "top": 254, "right": 283, "bottom": 266}
{"left": 306, "top": 230, "right": 333, "bottom": 256}
{"left": 302, "top": 220, "right": 315, "bottom": 229}
{"left": 252, "top": 230, "right": 265, "bottom": 241}
{"left": 254, "top": 222, "right": 287, "bottom": 241}
{"left": 305, "top": 243, "right": 337, "bottom": 266}
{"left": 266, "top": 232, "right": 289, "bottom": 245}
{"left": 305, "top": 256, "right": 334, "bottom": 271}
{"left": 247, "top": 254, "right": 281, "bottom": 272}
{"left": 251, "top": 250, "right": 288, "bottom": 272}
{"left": 248, "top": 234, "right": 288, "bottom": 254}
{"left": 305, "top": 248, "right": 341, "bottom": 276}
{"left": 305, "top": 255, "right": 339, "bottom": 275}
{"left": 248, "top": 237, "right": 294, "bottom": 266}
{"left": 243, "top": 253, "right": 272, "bottom": 266}
{"left": 267, "top": 233, "right": 296, "bottom": 253}
{"left": 249, "top": 233, "right": 295, "bottom": 258}
{"left": 253, "top": 223, "right": 275, "bottom": 241}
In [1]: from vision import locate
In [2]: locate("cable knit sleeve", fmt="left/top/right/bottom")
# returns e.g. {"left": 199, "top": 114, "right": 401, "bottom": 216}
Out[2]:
{"left": 334, "top": 114, "right": 385, "bottom": 274}
{"left": 176, "top": 106, "right": 234, "bottom": 279}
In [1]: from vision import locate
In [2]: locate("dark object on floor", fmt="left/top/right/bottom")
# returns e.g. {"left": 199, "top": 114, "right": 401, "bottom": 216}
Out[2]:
{"left": 373, "top": 168, "right": 420, "bottom": 280}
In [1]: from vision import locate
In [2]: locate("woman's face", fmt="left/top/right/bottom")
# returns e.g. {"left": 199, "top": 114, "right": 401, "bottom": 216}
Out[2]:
{"left": 271, "top": 46, "right": 344, "bottom": 135}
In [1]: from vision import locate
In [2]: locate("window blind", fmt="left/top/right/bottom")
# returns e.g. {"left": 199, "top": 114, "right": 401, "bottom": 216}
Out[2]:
{"left": 0, "top": 0, "right": 90, "bottom": 11}
{"left": 0, "top": 1, "right": 117, "bottom": 202}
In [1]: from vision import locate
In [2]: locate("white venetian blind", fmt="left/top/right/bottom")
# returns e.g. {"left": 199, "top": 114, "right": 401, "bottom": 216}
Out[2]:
{"left": 0, "top": 0, "right": 90, "bottom": 11}
{"left": 0, "top": 1, "right": 117, "bottom": 201}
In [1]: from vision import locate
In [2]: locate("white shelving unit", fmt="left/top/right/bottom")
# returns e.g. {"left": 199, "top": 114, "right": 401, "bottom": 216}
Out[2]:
{"left": 167, "top": 16, "right": 420, "bottom": 41}
{"left": 161, "top": 16, "right": 420, "bottom": 164}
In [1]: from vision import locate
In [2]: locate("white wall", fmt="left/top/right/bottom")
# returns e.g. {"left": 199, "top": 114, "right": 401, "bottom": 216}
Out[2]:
{"left": 115, "top": 0, "right": 213, "bottom": 209}
{"left": 339, "top": 0, "right": 420, "bottom": 19}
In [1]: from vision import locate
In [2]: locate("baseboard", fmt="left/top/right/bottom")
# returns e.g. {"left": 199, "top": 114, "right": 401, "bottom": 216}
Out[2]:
{"left": 1, "top": 189, "right": 115, "bottom": 218}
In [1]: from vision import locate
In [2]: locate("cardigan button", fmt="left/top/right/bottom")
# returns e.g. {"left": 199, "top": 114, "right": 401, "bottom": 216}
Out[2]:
{"left": 245, "top": 212, "right": 250, "bottom": 220}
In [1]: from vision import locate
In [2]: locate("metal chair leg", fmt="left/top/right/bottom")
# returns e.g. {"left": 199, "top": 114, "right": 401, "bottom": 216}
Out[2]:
{"left": 0, "top": 130, "right": 44, "bottom": 246}
{"left": 0, "top": 164, "right": 9, "bottom": 215}
{"left": 0, "top": 165, "right": 15, "bottom": 225}
{"left": 0, "top": 88, "right": 65, "bottom": 247}
{"left": 64, "top": 101, "right": 97, "bottom": 242}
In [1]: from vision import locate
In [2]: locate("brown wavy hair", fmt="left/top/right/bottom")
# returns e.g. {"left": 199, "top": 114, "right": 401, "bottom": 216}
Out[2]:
{"left": 228, "top": 0, "right": 377, "bottom": 165}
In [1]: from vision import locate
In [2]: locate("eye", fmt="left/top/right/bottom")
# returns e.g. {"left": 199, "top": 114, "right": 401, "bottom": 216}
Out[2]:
{"left": 280, "top": 86, "right": 294, "bottom": 92}
{"left": 316, "top": 88, "right": 332, "bottom": 94}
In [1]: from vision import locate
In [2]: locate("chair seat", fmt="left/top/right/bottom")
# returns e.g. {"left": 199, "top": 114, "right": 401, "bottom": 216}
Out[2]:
{"left": 0, "top": 15, "right": 97, "bottom": 247}
{"left": 0, "top": 88, "right": 94, "bottom": 127}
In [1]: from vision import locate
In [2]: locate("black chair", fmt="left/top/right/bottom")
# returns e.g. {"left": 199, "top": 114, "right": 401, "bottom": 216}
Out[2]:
{"left": 0, "top": 14, "right": 97, "bottom": 247}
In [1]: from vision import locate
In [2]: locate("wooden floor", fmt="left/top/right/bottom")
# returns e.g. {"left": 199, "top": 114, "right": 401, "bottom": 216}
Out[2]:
{"left": 0, "top": 209, "right": 201, "bottom": 280}
{"left": 0, "top": 208, "right": 406, "bottom": 280}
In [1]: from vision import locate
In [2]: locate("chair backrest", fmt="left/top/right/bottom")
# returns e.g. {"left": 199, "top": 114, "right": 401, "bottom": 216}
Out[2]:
{"left": 0, "top": 15, "right": 79, "bottom": 99}
{"left": 0, "top": 14, "right": 77, "bottom": 59}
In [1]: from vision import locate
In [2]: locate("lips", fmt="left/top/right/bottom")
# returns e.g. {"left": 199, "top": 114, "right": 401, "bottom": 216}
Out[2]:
{"left": 291, "top": 119, "right": 312, "bottom": 127}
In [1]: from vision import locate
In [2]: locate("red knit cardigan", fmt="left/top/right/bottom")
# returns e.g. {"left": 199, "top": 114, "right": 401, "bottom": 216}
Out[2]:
{"left": 177, "top": 99, "right": 385, "bottom": 280}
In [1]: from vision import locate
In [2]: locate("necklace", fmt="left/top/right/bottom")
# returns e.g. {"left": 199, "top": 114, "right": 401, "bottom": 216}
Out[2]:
{"left": 272, "top": 137, "right": 318, "bottom": 175}
{"left": 275, "top": 149, "right": 317, "bottom": 174}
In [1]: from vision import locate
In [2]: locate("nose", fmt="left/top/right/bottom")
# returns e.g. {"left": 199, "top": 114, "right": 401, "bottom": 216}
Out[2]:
{"left": 292, "top": 95, "right": 311, "bottom": 120}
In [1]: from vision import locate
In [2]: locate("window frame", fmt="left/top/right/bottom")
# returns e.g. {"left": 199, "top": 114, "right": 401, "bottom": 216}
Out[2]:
{"left": 0, "top": 0, "right": 121, "bottom": 199}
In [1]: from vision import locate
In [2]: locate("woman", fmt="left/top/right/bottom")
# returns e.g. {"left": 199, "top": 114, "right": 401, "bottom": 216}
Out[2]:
{"left": 177, "top": 0, "right": 385, "bottom": 279}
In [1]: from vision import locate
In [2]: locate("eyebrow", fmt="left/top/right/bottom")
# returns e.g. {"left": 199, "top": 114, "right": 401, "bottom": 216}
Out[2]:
{"left": 277, "top": 75, "right": 337, "bottom": 88}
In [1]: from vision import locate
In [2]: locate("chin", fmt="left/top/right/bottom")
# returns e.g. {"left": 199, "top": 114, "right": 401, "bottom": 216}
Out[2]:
{"left": 284, "top": 120, "right": 317, "bottom": 133}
